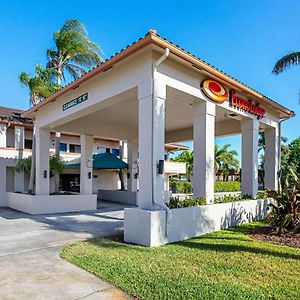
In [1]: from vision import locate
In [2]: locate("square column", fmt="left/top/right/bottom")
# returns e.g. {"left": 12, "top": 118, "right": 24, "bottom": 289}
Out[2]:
{"left": 0, "top": 123, "right": 7, "bottom": 147}
{"left": 138, "top": 80, "right": 166, "bottom": 210}
{"left": 193, "top": 101, "right": 216, "bottom": 203}
{"left": 14, "top": 126, "right": 25, "bottom": 192}
{"left": 264, "top": 126, "right": 279, "bottom": 191}
{"left": 35, "top": 127, "right": 50, "bottom": 195}
{"left": 241, "top": 119, "right": 259, "bottom": 198}
{"left": 127, "top": 140, "right": 138, "bottom": 192}
{"left": 80, "top": 134, "right": 93, "bottom": 195}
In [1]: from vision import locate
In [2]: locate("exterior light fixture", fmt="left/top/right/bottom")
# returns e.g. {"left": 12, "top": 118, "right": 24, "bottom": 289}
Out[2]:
{"left": 158, "top": 160, "right": 164, "bottom": 174}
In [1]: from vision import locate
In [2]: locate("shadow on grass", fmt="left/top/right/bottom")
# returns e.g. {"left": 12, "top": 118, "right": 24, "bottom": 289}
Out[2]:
{"left": 179, "top": 239, "right": 300, "bottom": 260}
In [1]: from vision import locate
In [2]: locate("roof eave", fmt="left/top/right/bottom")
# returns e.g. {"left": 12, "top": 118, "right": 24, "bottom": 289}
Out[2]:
{"left": 22, "top": 30, "right": 294, "bottom": 119}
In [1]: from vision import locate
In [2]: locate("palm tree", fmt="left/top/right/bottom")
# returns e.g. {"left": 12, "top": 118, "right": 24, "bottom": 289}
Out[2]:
{"left": 19, "top": 64, "right": 60, "bottom": 106}
{"left": 172, "top": 150, "right": 193, "bottom": 181}
{"left": 19, "top": 65, "right": 60, "bottom": 194}
{"left": 173, "top": 145, "right": 239, "bottom": 182}
{"left": 215, "top": 144, "right": 239, "bottom": 176}
{"left": 272, "top": 52, "right": 300, "bottom": 75}
{"left": 46, "top": 19, "right": 103, "bottom": 85}
{"left": 16, "top": 155, "right": 65, "bottom": 193}
{"left": 46, "top": 19, "right": 102, "bottom": 193}
{"left": 258, "top": 131, "right": 287, "bottom": 153}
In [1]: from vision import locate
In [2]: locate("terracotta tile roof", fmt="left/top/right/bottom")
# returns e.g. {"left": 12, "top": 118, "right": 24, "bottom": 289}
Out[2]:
{"left": 22, "top": 30, "right": 295, "bottom": 119}
{"left": 0, "top": 105, "right": 33, "bottom": 125}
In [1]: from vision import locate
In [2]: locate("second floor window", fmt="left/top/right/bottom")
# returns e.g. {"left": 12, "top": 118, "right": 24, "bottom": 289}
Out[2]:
{"left": 25, "top": 139, "right": 33, "bottom": 150}
{"left": 60, "top": 143, "right": 67, "bottom": 152}
{"left": 69, "top": 144, "right": 81, "bottom": 153}
{"left": 112, "top": 148, "right": 120, "bottom": 157}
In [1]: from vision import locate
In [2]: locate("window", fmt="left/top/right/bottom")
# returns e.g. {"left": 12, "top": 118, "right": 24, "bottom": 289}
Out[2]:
{"left": 69, "top": 144, "right": 81, "bottom": 153}
{"left": 112, "top": 148, "right": 120, "bottom": 156}
{"left": 60, "top": 143, "right": 67, "bottom": 152}
{"left": 25, "top": 139, "right": 33, "bottom": 150}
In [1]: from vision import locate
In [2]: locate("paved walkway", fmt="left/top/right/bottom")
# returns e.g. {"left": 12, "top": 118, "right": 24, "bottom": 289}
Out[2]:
{"left": 0, "top": 205, "right": 133, "bottom": 300}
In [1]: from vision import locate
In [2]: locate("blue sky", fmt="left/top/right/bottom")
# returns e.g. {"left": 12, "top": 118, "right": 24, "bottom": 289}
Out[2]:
{"left": 0, "top": 1, "right": 299, "bottom": 159}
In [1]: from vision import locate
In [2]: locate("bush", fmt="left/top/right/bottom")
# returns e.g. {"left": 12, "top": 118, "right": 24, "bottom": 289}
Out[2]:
{"left": 170, "top": 181, "right": 241, "bottom": 194}
{"left": 214, "top": 181, "right": 240, "bottom": 192}
{"left": 256, "top": 190, "right": 268, "bottom": 199}
{"left": 170, "top": 181, "right": 192, "bottom": 194}
{"left": 214, "top": 194, "right": 252, "bottom": 204}
{"left": 168, "top": 196, "right": 206, "bottom": 209}
{"left": 267, "top": 169, "right": 300, "bottom": 234}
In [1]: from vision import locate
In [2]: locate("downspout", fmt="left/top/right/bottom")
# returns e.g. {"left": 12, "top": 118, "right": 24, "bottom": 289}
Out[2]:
{"left": 152, "top": 48, "right": 170, "bottom": 236}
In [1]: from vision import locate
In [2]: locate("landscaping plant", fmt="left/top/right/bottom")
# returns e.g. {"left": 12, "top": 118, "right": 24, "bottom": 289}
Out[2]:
{"left": 168, "top": 196, "right": 206, "bottom": 208}
{"left": 214, "top": 194, "right": 252, "bottom": 204}
{"left": 267, "top": 169, "right": 300, "bottom": 234}
{"left": 15, "top": 155, "right": 65, "bottom": 194}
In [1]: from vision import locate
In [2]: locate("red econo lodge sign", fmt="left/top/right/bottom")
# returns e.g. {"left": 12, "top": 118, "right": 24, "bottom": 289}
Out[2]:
{"left": 229, "top": 90, "right": 265, "bottom": 119}
{"left": 201, "top": 79, "right": 228, "bottom": 103}
{"left": 201, "top": 79, "right": 265, "bottom": 119}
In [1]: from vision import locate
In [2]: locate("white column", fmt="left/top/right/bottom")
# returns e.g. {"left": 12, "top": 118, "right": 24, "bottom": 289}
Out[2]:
{"left": 127, "top": 140, "right": 138, "bottom": 192}
{"left": 193, "top": 101, "right": 216, "bottom": 203}
{"left": 138, "top": 80, "right": 165, "bottom": 210}
{"left": 0, "top": 123, "right": 7, "bottom": 147}
{"left": 164, "top": 174, "right": 170, "bottom": 191}
{"left": 80, "top": 134, "right": 93, "bottom": 195}
{"left": 14, "top": 126, "right": 25, "bottom": 192}
{"left": 35, "top": 127, "right": 50, "bottom": 195}
{"left": 241, "top": 118, "right": 259, "bottom": 198}
{"left": 264, "top": 126, "right": 279, "bottom": 191}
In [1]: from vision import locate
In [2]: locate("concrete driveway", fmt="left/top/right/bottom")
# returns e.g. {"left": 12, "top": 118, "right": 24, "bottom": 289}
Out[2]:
{"left": 0, "top": 205, "right": 133, "bottom": 300}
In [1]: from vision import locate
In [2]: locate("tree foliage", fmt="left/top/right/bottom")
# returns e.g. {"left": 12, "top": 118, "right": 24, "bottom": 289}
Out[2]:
{"left": 215, "top": 144, "right": 239, "bottom": 180}
{"left": 268, "top": 169, "right": 300, "bottom": 234}
{"left": 19, "top": 64, "right": 60, "bottom": 106}
{"left": 16, "top": 155, "right": 65, "bottom": 176}
{"left": 46, "top": 19, "right": 102, "bottom": 84}
{"left": 280, "top": 137, "right": 300, "bottom": 184}
{"left": 272, "top": 51, "right": 300, "bottom": 75}
{"left": 171, "top": 150, "right": 193, "bottom": 181}
{"left": 172, "top": 144, "right": 239, "bottom": 182}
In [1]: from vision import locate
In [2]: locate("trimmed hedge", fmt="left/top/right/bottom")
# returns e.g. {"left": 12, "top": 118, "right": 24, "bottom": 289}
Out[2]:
{"left": 214, "top": 181, "right": 240, "bottom": 193}
{"left": 168, "top": 196, "right": 206, "bottom": 208}
{"left": 170, "top": 180, "right": 241, "bottom": 193}
{"left": 170, "top": 181, "right": 192, "bottom": 194}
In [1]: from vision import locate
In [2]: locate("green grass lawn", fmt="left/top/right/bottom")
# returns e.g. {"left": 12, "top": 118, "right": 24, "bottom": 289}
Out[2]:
{"left": 61, "top": 222, "right": 300, "bottom": 300}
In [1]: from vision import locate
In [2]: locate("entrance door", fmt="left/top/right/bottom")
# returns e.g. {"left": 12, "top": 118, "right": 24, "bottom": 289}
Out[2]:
{"left": 60, "top": 174, "right": 80, "bottom": 193}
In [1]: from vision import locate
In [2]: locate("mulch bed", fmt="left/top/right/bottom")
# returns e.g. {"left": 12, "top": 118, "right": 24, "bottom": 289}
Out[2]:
{"left": 249, "top": 226, "right": 300, "bottom": 249}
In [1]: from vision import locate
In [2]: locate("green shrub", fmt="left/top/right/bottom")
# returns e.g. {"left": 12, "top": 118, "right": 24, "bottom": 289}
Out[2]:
{"left": 267, "top": 169, "right": 300, "bottom": 234}
{"left": 214, "top": 194, "right": 252, "bottom": 204}
{"left": 169, "top": 181, "right": 192, "bottom": 194}
{"left": 256, "top": 190, "right": 268, "bottom": 199}
{"left": 170, "top": 181, "right": 241, "bottom": 194}
{"left": 168, "top": 196, "right": 206, "bottom": 209}
{"left": 214, "top": 181, "right": 240, "bottom": 192}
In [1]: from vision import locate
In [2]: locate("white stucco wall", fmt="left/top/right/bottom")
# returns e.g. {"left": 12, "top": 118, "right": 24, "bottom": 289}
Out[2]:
{"left": 93, "top": 169, "right": 120, "bottom": 193}
{"left": 0, "top": 158, "right": 16, "bottom": 206}
{"left": 7, "top": 192, "right": 97, "bottom": 214}
{"left": 124, "top": 198, "right": 272, "bottom": 247}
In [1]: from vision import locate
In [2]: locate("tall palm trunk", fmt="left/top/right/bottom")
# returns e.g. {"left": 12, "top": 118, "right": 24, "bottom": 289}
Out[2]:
{"left": 57, "top": 66, "right": 62, "bottom": 85}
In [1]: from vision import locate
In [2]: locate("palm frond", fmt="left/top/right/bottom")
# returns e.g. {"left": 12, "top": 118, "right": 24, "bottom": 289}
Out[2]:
{"left": 272, "top": 52, "right": 300, "bottom": 75}
{"left": 19, "top": 72, "right": 30, "bottom": 87}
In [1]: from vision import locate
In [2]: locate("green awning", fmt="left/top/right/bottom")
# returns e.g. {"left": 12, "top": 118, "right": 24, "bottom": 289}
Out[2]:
{"left": 64, "top": 152, "right": 128, "bottom": 170}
